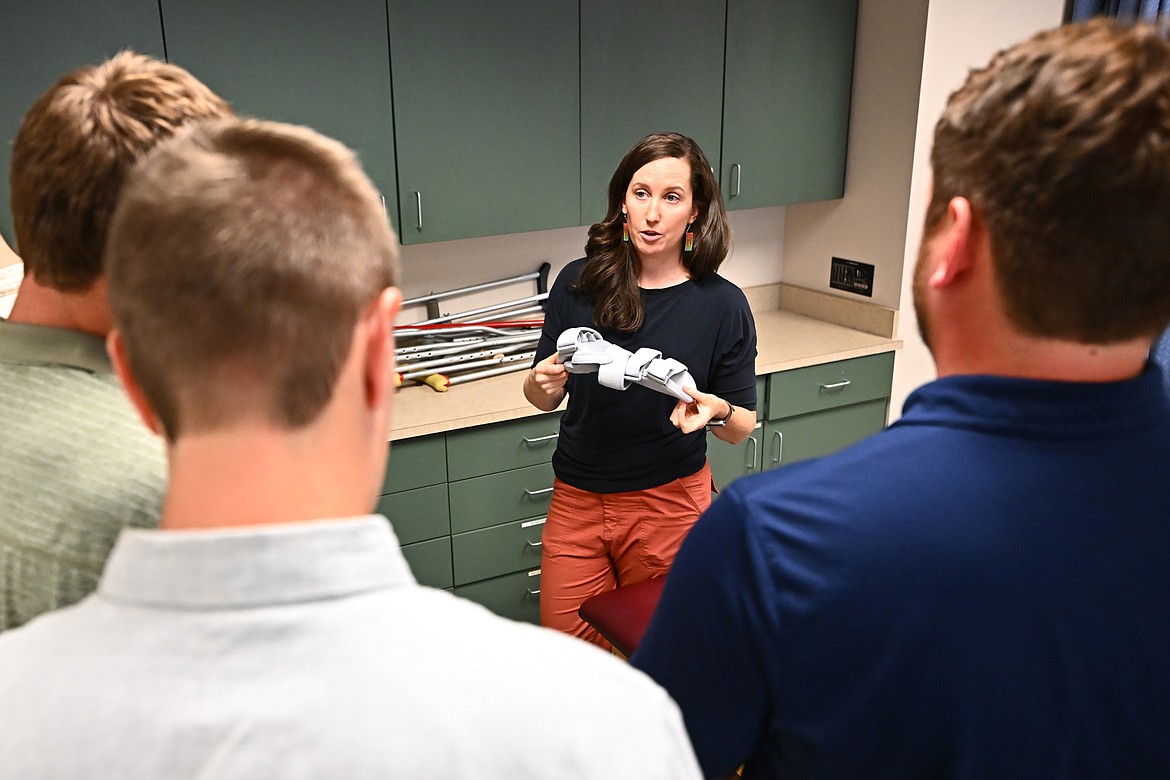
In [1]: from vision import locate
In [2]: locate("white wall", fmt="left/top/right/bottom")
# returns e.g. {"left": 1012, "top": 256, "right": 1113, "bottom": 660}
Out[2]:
{"left": 394, "top": 205, "right": 786, "bottom": 323}
{"left": 781, "top": 0, "right": 931, "bottom": 311}
{"left": 889, "top": 0, "right": 1065, "bottom": 417}
{"left": 394, "top": 199, "right": 788, "bottom": 324}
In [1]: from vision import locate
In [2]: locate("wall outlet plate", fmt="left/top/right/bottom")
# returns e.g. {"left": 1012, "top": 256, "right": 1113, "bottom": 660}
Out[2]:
{"left": 829, "top": 257, "right": 874, "bottom": 297}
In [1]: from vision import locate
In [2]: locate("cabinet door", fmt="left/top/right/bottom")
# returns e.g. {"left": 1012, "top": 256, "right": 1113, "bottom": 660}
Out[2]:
{"left": 455, "top": 568, "right": 541, "bottom": 624}
{"left": 445, "top": 413, "right": 561, "bottom": 482}
{"left": 722, "top": 0, "right": 858, "bottom": 209}
{"left": 388, "top": 0, "right": 579, "bottom": 243}
{"left": 579, "top": 0, "right": 726, "bottom": 226}
{"left": 451, "top": 515, "right": 545, "bottom": 586}
{"left": 160, "top": 0, "right": 399, "bottom": 231}
{"left": 762, "top": 398, "right": 886, "bottom": 469}
{"left": 1, "top": 1, "right": 165, "bottom": 243}
{"left": 448, "top": 462, "right": 555, "bottom": 534}
{"left": 376, "top": 483, "right": 450, "bottom": 545}
{"left": 708, "top": 422, "right": 764, "bottom": 495}
{"left": 382, "top": 435, "right": 447, "bottom": 494}
{"left": 400, "top": 536, "right": 454, "bottom": 589}
{"left": 766, "top": 352, "right": 895, "bottom": 421}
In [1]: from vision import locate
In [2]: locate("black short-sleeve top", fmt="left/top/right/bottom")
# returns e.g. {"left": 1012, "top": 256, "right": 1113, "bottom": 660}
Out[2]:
{"left": 534, "top": 257, "right": 758, "bottom": 493}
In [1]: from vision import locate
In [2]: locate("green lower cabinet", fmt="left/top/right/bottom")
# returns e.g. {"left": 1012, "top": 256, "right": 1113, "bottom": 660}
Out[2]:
{"left": 762, "top": 398, "right": 888, "bottom": 470}
{"left": 707, "top": 422, "right": 764, "bottom": 495}
{"left": 444, "top": 413, "right": 561, "bottom": 482}
{"left": 400, "top": 536, "right": 453, "bottom": 590}
{"left": 451, "top": 516, "right": 545, "bottom": 586}
{"left": 447, "top": 462, "right": 555, "bottom": 534}
{"left": 376, "top": 483, "right": 450, "bottom": 546}
{"left": 455, "top": 568, "right": 542, "bottom": 624}
{"left": 382, "top": 435, "right": 447, "bottom": 494}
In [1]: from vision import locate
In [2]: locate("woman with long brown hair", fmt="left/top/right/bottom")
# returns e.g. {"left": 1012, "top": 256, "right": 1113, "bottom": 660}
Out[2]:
{"left": 523, "top": 132, "right": 758, "bottom": 647}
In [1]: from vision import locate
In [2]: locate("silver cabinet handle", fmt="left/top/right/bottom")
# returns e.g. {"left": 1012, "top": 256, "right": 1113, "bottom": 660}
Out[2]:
{"left": 745, "top": 434, "right": 758, "bottom": 472}
{"left": 380, "top": 194, "right": 387, "bottom": 215}
{"left": 771, "top": 430, "right": 784, "bottom": 465}
{"left": 526, "top": 539, "right": 543, "bottom": 548}
{"left": 524, "top": 486, "right": 554, "bottom": 496}
{"left": 526, "top": 588, "right": 541, "bottom": 596}
{"left": 820, "top": 380, "right": 851, "bottom": 392}
{"left": 522, "top": 433, "right": 559, "bottom": 444}
{"left": 731, "top": 163, "right": 742, "bottom": 198}
{"left": 414, "top": 191, "right": 423, "bottom": 230}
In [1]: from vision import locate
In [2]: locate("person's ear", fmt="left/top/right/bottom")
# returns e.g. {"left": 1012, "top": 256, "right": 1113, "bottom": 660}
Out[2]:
{"left": 928, "top": 196, "right": 974, "bottom": 289}
{"left": 363, "top": 286, "right": 403, "bottom": 411}
{"left": 106, "top": 329, "right": 165, "bottom": 437}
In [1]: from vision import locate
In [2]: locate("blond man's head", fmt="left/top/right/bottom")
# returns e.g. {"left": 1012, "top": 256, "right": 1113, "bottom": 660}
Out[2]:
{"left": 106, "top": 118, "right": 400, "bottom": 440}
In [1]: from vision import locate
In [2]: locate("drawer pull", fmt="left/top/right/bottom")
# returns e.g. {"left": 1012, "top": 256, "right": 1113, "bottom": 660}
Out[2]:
{"left": 745, "top": 435, "right": 758, "bottom": 472}
{"left": 819, "top": 380, "right": 851, "bottom": 392}
{"left": 771, "top": 431, "right": 784, "bottom": 465}
{"left": 526, "top": 588, "right": 541, "bottom": 596}
{"left": 526, "top": 540, "right": 543, "bottom": 548}
{"left": 524, "top": 486, "right": 554, "bottom": 497}
{"left": 522, "top": 433, "right": 559, "bottom": 444}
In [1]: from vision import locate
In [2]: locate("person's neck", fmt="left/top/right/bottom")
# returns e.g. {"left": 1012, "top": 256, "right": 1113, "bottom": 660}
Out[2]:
{"left": 7, "top": 273, "right": 111, "bottom": 337}
{"left": 637, "top": 253, "right": 689, "bottom": 289}
{"left": 935, "top": 329, "right": 1153, "bottom": 384}
{"left": 159, "top": 423, "right": 378, "bottom": 531}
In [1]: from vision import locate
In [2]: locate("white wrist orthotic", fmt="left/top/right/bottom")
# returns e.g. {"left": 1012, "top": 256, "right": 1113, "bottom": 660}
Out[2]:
{"left": 556, "top": 327, "right": 695, "bottom": 403}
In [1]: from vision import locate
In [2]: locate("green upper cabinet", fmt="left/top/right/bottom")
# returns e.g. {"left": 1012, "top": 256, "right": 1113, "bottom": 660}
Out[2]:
{"left": 579, "top": 1, "right": 726, "bottom": 227}
{"left": 721, "top": 0, "right": 858, "bottom": 210}
{"left": 387, "top": 0, "right": 580, "bottom": 244}
{"left": 159, "top": 0, "right": 399, "bottom": 232}
{"left": 0, "top": 0, "right": 165, "bottom": 245}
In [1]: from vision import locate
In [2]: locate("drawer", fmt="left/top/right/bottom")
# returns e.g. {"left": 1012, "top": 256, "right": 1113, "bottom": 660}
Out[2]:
{"left": 375, "top": 483, "right": 450, "bottom": 545}
{"left": 452, "top": 515, "right": 545, "bottom": 586}
{"left": 448, "top": 462, "right": 555, "bottom": 534}
{"left": 765, "top": 352, "right": 894, "bottom": 421}
{"left": 382, "top": 434, "right": 447, "bottom": 494}
{"left": 762, "top": 397, "right": 888, "bottom": 469}
{"left": 455, "top": 568, "right": 541, "bottom": 625}
{"left": 708, "top": 421, "right": 764, "bottom": 494}
{"left": 400, "top": 536, "right": 453, "bottom": 590}
{"left": 445, "top": 413, "right": 562, "bottom": 481}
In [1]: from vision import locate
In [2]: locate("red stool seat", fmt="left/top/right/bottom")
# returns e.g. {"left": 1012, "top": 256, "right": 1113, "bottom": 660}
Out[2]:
{"left": 577, "top": 576, "right": 668, "bottom": 658}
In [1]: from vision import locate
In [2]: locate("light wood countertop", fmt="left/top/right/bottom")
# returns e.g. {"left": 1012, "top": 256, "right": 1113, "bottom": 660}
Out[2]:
{"left": 388, "top": 283, "right": 902, "bottom": 441}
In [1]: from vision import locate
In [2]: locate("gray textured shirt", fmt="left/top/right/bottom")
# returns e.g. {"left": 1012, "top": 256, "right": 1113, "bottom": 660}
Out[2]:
{"left": 0, "top": 320, "right": 165, "bottom": 631}
{"left": 0, "top": 516, "right": 701, "bottom": 779}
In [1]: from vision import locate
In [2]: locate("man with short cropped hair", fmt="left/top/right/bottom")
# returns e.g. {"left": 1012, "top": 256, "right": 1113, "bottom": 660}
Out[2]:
{"left": 633, "top": 18, "right": 1170, "bottom": 778}
{"left": 0, "top": 52, "right": 233, "bottom": 631}
{"left": 0, "top": 117, "right": 701, "bottom": 779}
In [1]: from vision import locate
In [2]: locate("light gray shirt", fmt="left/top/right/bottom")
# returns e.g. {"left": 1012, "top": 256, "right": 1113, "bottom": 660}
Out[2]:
{"left": 0, "top": 516, "right": 701, "bottom": 779}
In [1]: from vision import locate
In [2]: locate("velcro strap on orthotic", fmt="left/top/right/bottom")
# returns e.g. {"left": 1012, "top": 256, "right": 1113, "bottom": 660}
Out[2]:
{"left": 596, "top": 343, "right": 636, "bottom": 390}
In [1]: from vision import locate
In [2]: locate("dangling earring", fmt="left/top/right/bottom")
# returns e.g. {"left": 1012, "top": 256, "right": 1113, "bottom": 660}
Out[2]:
{"left": 684, "top": 223, "right": 695, "bottom": 252}
{"left": 622, "top": 219, "right": 630, "bottom": 243}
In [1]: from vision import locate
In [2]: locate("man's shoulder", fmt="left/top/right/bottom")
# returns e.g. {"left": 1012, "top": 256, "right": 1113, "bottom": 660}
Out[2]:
{"left": 0, "top": 357, "right": 164, "bottom": 473}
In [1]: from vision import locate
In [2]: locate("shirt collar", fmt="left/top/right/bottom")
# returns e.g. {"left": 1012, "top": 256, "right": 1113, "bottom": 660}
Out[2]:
{"left": 898, "top": 362, "right": 1170, "bottom": 439}
{"left": 98, "top": 515, "right": 416, "bottom": 610}
{"left": 0, "top": 320, "right": 111, "bottom": 374}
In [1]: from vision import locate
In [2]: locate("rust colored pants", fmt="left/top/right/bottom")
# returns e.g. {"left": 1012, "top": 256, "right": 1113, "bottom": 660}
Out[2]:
{"left": 539, "top": 462, "right": 713, "bottom": 649}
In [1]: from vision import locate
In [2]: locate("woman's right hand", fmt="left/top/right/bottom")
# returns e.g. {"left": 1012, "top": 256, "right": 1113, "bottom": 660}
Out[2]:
{"left": 525, "top": 352, "right": 569, "bottom": 411}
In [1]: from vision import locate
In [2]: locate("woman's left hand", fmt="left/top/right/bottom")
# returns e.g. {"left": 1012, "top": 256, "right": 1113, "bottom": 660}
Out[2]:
{"left": 670, "top": 387, "right": 731, "bottom": 434}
